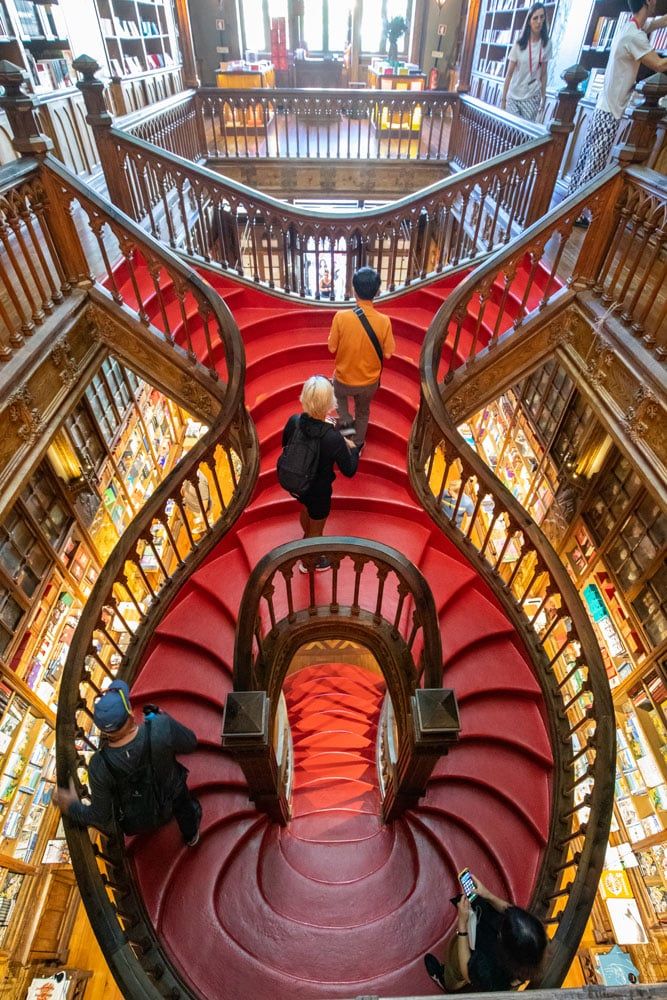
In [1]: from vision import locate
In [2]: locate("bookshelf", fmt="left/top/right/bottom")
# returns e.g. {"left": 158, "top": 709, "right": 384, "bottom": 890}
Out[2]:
{"left": 0, "top": 0, "right": 74, "bottom": 94}
{"left": 468, "top": 0, "right": 558, "bottom": 105}
{"left": 94, "top": 0, "right": 177, "bottom": 80}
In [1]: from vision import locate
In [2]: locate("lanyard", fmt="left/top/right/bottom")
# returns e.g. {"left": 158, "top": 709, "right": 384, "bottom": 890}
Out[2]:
{"left": 629, "top": 16, "right": 640, "bottom": 28}
{"left": 528, "top": 40, "right": 542, "bottom": 78}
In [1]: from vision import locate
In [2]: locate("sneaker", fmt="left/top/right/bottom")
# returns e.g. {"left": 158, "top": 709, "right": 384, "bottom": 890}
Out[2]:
{"left": 355, "top": 442, "right": 365, "bottom": 454}
{"left": 339, "top": 426, "right": 357, "bottom": 438}
{"left": 297, "top": 560, "right": 308, "bottom": 574}
{"left": 424, "top": 953, "right": 446, "bottom": 992}
{"left": 186, "top": 799, "right": 202, "bottom": 847}
{"left": 315, "top": 556, "right": 332, "bottom": 572}
{"left": 573, "top": 215, "right": 590, "bottom": 229}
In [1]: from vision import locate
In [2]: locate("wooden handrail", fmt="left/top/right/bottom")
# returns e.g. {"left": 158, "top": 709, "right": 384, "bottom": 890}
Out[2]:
{"left": 106, "top": 122, "right": 552, "bottom": 301}
{"left": 412, "top": 171, "right": 622, "bottom": 988}
{"left": 45, "top": 151, "right": 259, "bottom": 1000}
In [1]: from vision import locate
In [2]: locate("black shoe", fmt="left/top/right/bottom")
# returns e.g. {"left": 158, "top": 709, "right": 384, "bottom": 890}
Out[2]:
{"left": 339, "top": 426, "right": 356, "bottom": 438}
{"left": 424, "top": 953, "right": 446, "bottom": 992}
{"left": 573, "top": 215, "right": 590, "bottom": 229}
{"left": 186, "top": 798, "right": 202, "bottom": 847}
{"left": 356, "top": 442, "right": 365, "bottom": 454}
{"left": 315, "top": 556, "right": 332, "bottom": 572}
{"left": 336, "top": 419, "right": 354, "bottom": 434}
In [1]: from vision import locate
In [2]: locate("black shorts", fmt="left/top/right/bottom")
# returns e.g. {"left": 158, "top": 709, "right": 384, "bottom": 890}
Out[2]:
{"left": 300, "top": 490, "right": 331, "bottom": 521}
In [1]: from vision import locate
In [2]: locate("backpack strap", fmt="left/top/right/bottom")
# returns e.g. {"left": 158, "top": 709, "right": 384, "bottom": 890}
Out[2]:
{"left": 354, "top": 307, "right": 383, "bottom": 368}
{"left": 99, "top": 718, "right": 152, "bottom": 784}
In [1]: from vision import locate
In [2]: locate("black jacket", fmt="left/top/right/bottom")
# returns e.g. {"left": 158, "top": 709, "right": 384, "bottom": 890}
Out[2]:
{"left": 282, "top": 413, "right": 359, "bottom": 497}
{"left": 68, "top": 712, "right": 197, "bottom": 832}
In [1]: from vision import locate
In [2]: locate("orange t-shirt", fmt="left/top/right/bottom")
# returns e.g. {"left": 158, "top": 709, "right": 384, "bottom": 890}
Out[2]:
{"left": 328, "top": 303, "right": 395, "bottom": 387}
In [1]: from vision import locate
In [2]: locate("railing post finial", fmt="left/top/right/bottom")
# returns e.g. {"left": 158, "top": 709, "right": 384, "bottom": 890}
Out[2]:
{"left": 73, "top": 55, "right": 113, "bottom": 127}
{"left": 0, "top": 60, "right": 54, "bottom": 156}
{"left": 551, "top": 64, "right": 589, "bottom": 133}
{"left": 614, "top": 72, "right": 667, "bottom": 167}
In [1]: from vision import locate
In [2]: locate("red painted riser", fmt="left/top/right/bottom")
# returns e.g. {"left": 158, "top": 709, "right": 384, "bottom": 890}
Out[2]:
{"left": 116, "top": 266, "right": 554, "bottom": 999}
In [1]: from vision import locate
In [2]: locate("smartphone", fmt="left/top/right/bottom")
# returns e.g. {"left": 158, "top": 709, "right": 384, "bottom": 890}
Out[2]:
{"left": 458, "top": 867, "right": 478, "bottom": 902}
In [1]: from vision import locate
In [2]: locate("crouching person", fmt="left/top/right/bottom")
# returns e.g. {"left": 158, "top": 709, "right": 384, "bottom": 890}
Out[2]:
{"left": 54, "top": 679, "right": 202, "bottom": 846}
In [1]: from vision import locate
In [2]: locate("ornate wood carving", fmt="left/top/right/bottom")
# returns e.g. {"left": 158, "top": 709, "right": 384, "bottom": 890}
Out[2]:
{"left": 7, "top": 386, "right": 43, "bottom": 445}
{"left": 50, "top": 334, "right": 79, "bottom": 389}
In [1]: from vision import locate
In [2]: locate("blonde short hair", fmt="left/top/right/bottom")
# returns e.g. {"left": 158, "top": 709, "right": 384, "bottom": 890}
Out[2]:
{"left": 300, "top": 376, "right": 335, "bottom": 421}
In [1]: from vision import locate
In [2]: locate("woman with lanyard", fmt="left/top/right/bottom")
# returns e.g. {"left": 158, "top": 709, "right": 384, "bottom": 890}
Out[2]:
{"left": 501, "top": 3, "right": 552, "bottom": 121}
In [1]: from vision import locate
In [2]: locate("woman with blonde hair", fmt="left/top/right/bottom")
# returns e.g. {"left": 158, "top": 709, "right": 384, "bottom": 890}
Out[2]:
{"left": 280, "top": 375, "right": 360, "bottom": 572}
{"left": 501, "top": 3, "right": 552, "bottom": 121}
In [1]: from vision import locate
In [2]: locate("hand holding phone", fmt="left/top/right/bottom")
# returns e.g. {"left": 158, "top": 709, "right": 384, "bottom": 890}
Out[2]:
{"left": 458, "top": 867, "right": 478, "bottom": 902}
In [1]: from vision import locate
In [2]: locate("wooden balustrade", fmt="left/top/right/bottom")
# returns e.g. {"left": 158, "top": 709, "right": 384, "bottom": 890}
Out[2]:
{"left": 117, "top": 90, "right": 203, "bottom": 164}
{"left": 449, "top": 95, "right": 547, "bottom": 171}
{"left": 412, "top": 179, "right": 621, "bottom": 991}
{"left": 226, "top": 538, "right": 458, "bottom": 823}
{"left": 593, "top": 167, "right": 667, "bottom": 360}
{"left": 196, "top": 87, "right": 461, "bottom": 162}
{"left": 106, "top": 126, "right": 553, "bottom": 301}
{"left": 0, "top": 159, "right": 69, "bottom": 356}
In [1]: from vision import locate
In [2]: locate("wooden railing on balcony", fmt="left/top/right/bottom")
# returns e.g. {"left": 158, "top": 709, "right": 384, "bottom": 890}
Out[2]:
{"left": 594, "top": 167, "right": 667, "bottom": 359}
{"left": 111, "top": 85, "right": 547, "bottom": 166}
{"left": 225, "top": 537, "right": 458, "bottom": 823}
{"left": 106, "top": 129, "right": 554, "bottom": 301}
{"left": 432, "top": 164, "right": 665, "bottom": 382}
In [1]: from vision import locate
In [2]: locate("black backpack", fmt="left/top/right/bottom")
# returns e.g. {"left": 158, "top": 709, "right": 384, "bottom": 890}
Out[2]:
{"left": 277, "top": 423, "right": 321, "bottom": 499}
{"left": 99, "top": 719, "right": 172, "bottom": 835}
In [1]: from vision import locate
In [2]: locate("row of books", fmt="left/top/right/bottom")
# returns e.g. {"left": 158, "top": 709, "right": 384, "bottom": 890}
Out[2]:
{"left": 109, "top": 49, "right": 172, "bottom": 77}
{"left": 482, "top": 28, "right": 519, "bottom": 46}
{"left": 0, "top": 5, "right": 12, "bottom": 38}
{"left": 140, "top": 19, "right": 162, "bottom": 37}
{"left": 477, "top": 57, "right": 506, "bottom": 79}
{"left": 26, "top": 50, "right": 73, "bottom": 92}
{"left": 590, "top": 16, "right": 620, "bottom": 50}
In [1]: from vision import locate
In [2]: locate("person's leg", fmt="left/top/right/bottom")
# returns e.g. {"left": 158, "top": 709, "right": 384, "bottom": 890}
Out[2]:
{"left": 441, "top": 934, "right": 467, "bottom": 991}
{"left": 352, "top": 380, "right": 378, "bottom": 446}
{"left": 172, "top": 785, "right": 201, "bottom": 845}
{"left": 333, "top": 378, "right": 354, "bottom": 429}
{"left": 568, "top": 109, "right": 617, "bottom": 197}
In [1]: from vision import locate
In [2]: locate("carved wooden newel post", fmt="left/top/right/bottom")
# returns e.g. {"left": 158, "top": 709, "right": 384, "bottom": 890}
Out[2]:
{"left": 614, "top": 73, "right": 667, "bottom": 169}
{"left": 382, "top": 688, "right": 460, "bottom": 822}
{"left": 0, "top": 60, "right": 91, "bottom": 287}
{"left": 222, "top": 691, "right": 291, "bottom": 825}
{"left": 0, "top": 60, "right": 53, "bottom": 157}
{"left": 73, "top": 55, "right": 134, "bottom": 218}
{"left": 526, "top": 64, "right": 588, "bottom": 224}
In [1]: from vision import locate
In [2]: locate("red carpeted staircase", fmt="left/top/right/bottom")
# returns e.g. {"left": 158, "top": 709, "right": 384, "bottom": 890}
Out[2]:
{"left": 113, "top": 263, "right": 554, "bottom": 999}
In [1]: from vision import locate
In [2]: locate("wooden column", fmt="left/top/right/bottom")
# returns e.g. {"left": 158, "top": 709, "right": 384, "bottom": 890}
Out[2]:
{"left": 457, "top": 0, "right": 480, "bottom": 93}
{"left": 173, "top": 0, "right": 200, "bottom": 90}
{"left": 613, "top": 73, "right": 667, "bottom": 168}
{"left": 0, "top": 60, "right": 53, "bottom": 157}
{"left": 525, "top": 64, "right": 588, "bottom": 225}
{"left": 72, "top": 55, "right": 133, "bottom": 219}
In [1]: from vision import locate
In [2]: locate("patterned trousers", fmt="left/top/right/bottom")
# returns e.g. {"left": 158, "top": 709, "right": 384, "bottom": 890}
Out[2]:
{"left": 567, "top": 109, "right": 618, "bottom": 196}
{"left": 506, "top": 93, "right": 541, "bottom": 122}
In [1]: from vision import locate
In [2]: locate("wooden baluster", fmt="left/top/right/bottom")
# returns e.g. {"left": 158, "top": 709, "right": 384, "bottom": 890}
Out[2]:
{"left": 17, "top": 193, "right": 62, "bottom": 307}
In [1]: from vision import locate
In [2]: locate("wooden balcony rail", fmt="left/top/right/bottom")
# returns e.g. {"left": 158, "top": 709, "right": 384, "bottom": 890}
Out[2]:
{"left": 101, "top": 127, "right": 553, "bottom": 302}
{"left": 0, "top": 158, "right": 69, "bottom": 357}
{"left": 117, "top": 89, "right": 203, "bottom": 164}
{"left": 594, "top": 167, "right": 667, "bottom": 360}
{"left": 427, "top": 164, "right": 665, "bottom": 385}
{"left": 226, "top": 538, "right": 458, "bottom": 823}
{"left": 55, "top": 342, "right": 258, "bottom": 1000}
{"left": 111, "top": 87, "right": 546, "bottom": 166}
{"left": 412, "top": 190, "right": 621, "bottom": 990}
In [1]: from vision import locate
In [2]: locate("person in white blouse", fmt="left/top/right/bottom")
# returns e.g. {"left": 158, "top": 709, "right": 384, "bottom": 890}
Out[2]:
{"left": 501, "top": 3, "right": 552, "bottom": 121}
{"left": 568, "top": 0, "right": 667, "bottom": 222}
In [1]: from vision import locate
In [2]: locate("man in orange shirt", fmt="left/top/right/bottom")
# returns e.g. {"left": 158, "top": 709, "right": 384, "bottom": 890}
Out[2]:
{"left": 328, "top": 267, "right": 395, "bottom": 450}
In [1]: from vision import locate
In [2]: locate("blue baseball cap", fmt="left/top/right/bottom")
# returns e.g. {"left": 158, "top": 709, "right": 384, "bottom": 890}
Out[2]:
{"left": 94, "top": 679, "right": 132, "bottom": 733}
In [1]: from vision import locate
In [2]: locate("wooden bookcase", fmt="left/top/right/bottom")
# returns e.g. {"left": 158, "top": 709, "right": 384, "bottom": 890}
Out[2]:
{"left": 467, "top": 0, "right": 558, "bottom": 106}
{"left": 0, "top": 0, "right": 74, "bottom": 94}
{"left": 93, "top": 0, "right": 177, "bottom": 80}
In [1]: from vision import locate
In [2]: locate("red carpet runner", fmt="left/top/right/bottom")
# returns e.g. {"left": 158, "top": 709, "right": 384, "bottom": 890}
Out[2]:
{"left": 116, "top": 267, "right": 553, "bottom": 999}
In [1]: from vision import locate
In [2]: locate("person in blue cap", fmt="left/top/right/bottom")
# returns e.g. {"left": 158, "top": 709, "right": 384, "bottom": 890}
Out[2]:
{"left": 54, "top": 679, "right": 202, "bottom": 846}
